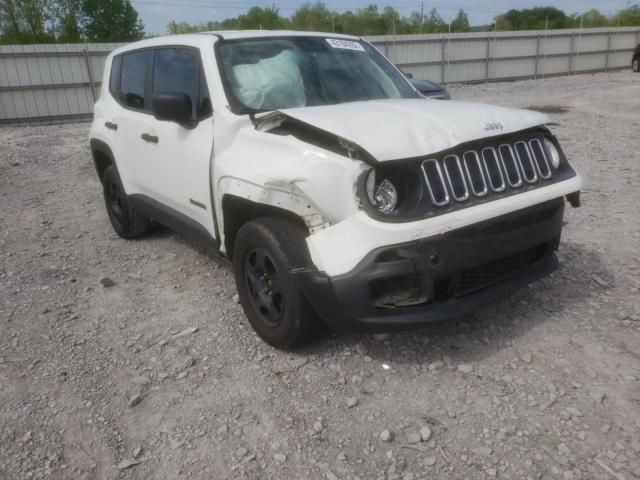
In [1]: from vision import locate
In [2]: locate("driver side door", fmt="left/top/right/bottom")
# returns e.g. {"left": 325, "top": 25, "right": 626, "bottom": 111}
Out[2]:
{"left": 138, "top": 46, "right": 216, "bottom": 238}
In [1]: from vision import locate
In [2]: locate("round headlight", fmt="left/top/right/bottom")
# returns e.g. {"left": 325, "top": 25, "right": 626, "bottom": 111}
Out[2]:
{"left": 366, "top": 171, "right": 398, "bottom": 214}
{"left": 544, "top": 138, "right": 561, "bottom": 169}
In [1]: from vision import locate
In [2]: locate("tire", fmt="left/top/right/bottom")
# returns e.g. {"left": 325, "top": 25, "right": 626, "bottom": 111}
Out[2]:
{"left": 232, "top": 216, "right": 325, "bottom": 349}
{"left": 102, "top": 165, "right": 149, "bottom": 239}
{"left": 633, "top": 58, "right": 640, "bottom": 73}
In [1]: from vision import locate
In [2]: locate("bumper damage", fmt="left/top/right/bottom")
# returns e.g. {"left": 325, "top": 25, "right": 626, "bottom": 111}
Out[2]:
{"left": 295, "top": 198, "right": 565, "bottom": 333}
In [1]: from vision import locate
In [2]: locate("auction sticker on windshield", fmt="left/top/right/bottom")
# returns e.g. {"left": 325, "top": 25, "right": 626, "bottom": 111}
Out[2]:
{"left": 325, "top": 38, "right": 365, "bottom": 51}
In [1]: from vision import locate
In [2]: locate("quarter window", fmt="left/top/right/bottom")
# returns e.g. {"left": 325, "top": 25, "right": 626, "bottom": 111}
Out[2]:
{"left": 119, "top": 50, "right": 151, "bottom": 111}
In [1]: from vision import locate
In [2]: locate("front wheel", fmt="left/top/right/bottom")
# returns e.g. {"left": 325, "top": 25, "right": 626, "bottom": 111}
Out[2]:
{"left": 232, "top": 217, "right": 325, "bottom": 349}
{"left": 633, "top": 58, "right": 640, "bottom": 72}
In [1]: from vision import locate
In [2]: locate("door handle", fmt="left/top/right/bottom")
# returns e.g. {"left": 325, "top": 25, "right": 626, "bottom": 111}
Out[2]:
{"left": 140, "top": 133, "right": 159, "bottom": 144}
{"left": 105, "top": 121, "right": 118, "bottom": 130}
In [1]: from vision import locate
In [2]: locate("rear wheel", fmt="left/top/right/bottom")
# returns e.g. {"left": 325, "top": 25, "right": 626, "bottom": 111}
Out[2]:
{"left": 102, "top": 165, "right": 149, "bottom": 239}
{"left": 232, "top": 216, "right": 325, "bottom": 349}
{"left": 633, "top": 58, "right": 640, "bottom": 72}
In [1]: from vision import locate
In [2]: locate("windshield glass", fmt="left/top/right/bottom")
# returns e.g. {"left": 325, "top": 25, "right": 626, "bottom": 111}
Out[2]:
{"left": 217, "top": 36, "right": 417, "bottom": 113}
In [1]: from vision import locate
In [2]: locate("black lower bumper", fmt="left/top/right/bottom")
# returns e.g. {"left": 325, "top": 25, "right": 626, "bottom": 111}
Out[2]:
{"left": 296, "top": 199, "right": 565, "bottom": 333}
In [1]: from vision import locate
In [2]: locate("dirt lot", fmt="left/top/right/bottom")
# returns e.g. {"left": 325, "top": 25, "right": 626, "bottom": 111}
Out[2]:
{"left": 1, "top": 70, "right": 640, "bottom": 480}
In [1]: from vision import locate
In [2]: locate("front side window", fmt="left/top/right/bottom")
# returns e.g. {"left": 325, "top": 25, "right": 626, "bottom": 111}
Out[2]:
{"left": 152, "top": 47, "right": 212, "bottom": 120}
{"left": 217, "top": 36, "right": 417, "bottom": 114}
{"left": 119, "top": 50, "right": 151, "bottom": 111}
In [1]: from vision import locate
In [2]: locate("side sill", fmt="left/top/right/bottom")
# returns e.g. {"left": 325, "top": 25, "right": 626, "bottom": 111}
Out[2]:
{"left": 129, "top": 194, "right": 220, "bottom": 255}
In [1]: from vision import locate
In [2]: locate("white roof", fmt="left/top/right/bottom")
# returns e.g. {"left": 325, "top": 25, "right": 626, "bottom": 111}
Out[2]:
{"left": 109, "top": 30, "right": 361, "bottom": 56}
{"left": 202, "top": 30, "right": 360, "bottom": 40}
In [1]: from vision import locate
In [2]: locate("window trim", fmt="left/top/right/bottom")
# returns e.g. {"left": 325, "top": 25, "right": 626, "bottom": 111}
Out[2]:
{"left": 109, "top": 46, "right": 154, "bottom": 114}
{"left": 108, "top": 44, "right": 212, "bottom": 121}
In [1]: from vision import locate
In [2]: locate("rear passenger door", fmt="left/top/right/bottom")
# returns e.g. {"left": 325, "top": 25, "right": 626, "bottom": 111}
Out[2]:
{"left": 141, "top": 47, "right": 216, "bottom": 235}
{"left": 108, "top": 49, "right": 154, "bottom": 197}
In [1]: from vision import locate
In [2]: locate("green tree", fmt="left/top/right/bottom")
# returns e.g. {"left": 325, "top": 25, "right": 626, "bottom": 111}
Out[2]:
{"left": 81, "top": 0, "right": 144, "bottom": 42}
{"left": 492, "top": 14, "right": 512, "bottom": 31}
{"left": 290, "top": 2, "right": 333, "bottom": 32}
{"left": 575, "top": 9, "right": 608, "bottom": 28}
{"left": 0, "top": 0, "right": 55, "bottom": 43}
{"left": 52, "top": 0, "right": 82, "bottom": 41}
{"left": 167, "top": 20, "right": 216, "bottom": 34}
{"left": 422, "top": 8, "right": 446, "bottom": 33}
{"left": 17, "top": 0, "right": 52, "bottom": 40}
{"left": 504, "top": 7, "right": 569, "bottom": 30}
{"left": 450, "top": 9, "right": 469, "bottom": 32}
{"left": 219, "top": 6, "right": 287, "bottom": 30}
{"left": 0, "top": 0, "right": 23, "bottom": 42}
{"left": 611, "top": 4, "right": 640, "bottom": 26}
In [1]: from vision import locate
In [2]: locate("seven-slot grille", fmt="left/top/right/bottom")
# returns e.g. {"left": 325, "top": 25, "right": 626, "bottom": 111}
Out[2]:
{"left": 421, "top": 137, "right": 553, "bottom": 207}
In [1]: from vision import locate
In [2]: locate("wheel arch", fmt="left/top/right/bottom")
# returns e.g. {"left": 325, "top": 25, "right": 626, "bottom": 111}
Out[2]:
{"left": 221, "top": 194, "right": 310, "bottom": 259}
{"left": 90, "top": 138, "right": 115, "bottom": 182}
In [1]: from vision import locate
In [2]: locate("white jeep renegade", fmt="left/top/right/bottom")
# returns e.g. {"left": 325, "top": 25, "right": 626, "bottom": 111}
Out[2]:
{"left": 89, "top": 31, "right": 583, "bottom": 348}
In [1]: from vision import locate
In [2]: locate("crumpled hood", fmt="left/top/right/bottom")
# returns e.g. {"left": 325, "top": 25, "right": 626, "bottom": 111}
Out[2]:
{"left": 275, "top": 98, "right": 550, "bottom": 162}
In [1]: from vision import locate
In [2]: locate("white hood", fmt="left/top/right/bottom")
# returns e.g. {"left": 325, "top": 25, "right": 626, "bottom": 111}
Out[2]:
{"left": 276, "top": 99, "right": 550, "bottom": 161}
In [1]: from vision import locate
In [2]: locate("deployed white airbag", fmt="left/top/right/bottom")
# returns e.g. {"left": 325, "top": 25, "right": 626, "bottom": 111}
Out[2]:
{"left": 233, "top": 50, "right": 306, "bottom": 110}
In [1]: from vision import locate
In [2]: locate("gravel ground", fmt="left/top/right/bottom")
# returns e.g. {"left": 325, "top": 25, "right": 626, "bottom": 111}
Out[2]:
{"left": 1, "top": 70, "right": 640, "bottom": 480}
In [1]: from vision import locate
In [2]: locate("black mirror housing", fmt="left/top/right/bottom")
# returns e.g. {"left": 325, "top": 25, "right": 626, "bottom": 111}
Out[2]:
{"left": 152, "top": 93, "right": 194, "bottom": 126}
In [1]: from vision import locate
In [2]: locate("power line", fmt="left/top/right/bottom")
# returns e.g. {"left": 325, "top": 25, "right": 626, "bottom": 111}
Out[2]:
{"left": 130, "top": 0, "right": 510, "bottom": 15}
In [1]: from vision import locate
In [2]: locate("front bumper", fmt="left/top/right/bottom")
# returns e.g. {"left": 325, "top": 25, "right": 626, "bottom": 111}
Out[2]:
{"left": 295, "top": 198, "right": 565, "bottom": 333}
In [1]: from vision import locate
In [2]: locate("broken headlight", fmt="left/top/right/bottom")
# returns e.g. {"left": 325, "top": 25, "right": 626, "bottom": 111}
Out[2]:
{"left": 361, "top": 167, "right": 423, "bottom": 218}
{"left": 366, "top": 171, "right": 398, "bottom": 214}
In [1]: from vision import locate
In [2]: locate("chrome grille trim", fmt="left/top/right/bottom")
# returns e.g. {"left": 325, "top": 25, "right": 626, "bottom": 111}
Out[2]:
{"left": 417, "top": 136, "right": 557, "bottom": 208}
{"left": 481, "top": 147, "right": 506, "bottom": 192}
{"left": 421, "top": 158, "right": 450, "bottom": 206}
{"left": 514, "top": 141, "right": 538, "bottom": 183}
{"left": 462, "top": 151, "right": 488, "bottom": 197}
{"left": 498, "top": 144, "right": 523, "bottom": 188}
{"left": 442, "top": 154, "right": 470, "bottom": 202}
{"left": 528, "top": 138, "right": 552, "bottom": 179}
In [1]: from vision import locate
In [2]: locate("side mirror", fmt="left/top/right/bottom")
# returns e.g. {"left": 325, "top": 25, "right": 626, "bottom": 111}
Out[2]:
{"left": 152, "top": 92, "right": 194, "bottom": 126}
{"left": 402, "top": 71, "right": 414, "bottom": 79}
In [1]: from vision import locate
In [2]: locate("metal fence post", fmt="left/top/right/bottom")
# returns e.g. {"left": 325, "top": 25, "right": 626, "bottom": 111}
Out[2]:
{"left": 441, "top": 35, "right": 446, "bottom": 84}
{"left": 605, "top": 30, "right": 612, "bottom": 70}
{"left": 485, "top": 36, "right": 490, "bottom": 81}
{"left": 534, "top": 34, "right": 541, "bottom": 79}
{"left": 568, "top": 32, "right": 575, "bottom": 75}
{"left": 83, "top": 47, "right": 96, "bottom": 102}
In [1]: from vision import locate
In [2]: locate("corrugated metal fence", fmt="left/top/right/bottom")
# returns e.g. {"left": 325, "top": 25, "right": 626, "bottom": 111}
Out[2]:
{"left": 1, "top": 27, "right": 638, "bottom": 125}
{"left": 368, "top": 27, "right": 639, "bottom": 84}
{"left": 0, "top": 42, "right": 125, "bottom": 125}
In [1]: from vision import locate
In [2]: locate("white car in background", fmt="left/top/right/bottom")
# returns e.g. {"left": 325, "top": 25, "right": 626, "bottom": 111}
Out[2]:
{"left": 89, "top": 31, "right": 582, "bottom": 348}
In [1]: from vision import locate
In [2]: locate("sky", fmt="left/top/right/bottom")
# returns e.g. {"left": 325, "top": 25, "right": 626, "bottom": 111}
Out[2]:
{"left": 132, "top": 0, "right": 633, "bottom": 35}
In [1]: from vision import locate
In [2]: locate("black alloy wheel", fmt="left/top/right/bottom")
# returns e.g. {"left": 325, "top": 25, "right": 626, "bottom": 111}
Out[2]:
{"left": 244, "top": 248, "right": 286, "bottom": 326}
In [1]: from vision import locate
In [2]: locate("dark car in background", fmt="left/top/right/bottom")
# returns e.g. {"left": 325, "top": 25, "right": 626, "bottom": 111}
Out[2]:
{"left": 402, "top": 70, "right": 450, "bottom": 99}
{"left": 633, "top": 44, "right": 640, "bottom": 72}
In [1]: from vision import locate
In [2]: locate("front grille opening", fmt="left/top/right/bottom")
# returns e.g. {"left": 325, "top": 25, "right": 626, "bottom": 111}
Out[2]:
{"left": 481, "top": 148, "right": 506, "bottom": 191}
{"left": 515, "top": 141, "right": 538, "bottom": 183}
{"left": 443, "top": 155, "right": 469, "bottom": 201}
{"left": 422, "top": 159, "right": 449, "bottom": 206}
{"left": 463, "top": 151, "right": 488, "bottom": 196}
{"left": 529, "top": 139, "right": 552, "bottom": 179}
{"left": 370, "top": 273, "right": 431, "bottom": 309}
{"left": 499, "top": 144, "right": 523, "bottom": 187}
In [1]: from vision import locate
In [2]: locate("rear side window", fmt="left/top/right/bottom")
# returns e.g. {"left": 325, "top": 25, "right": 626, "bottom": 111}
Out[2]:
{"left": 120, "top": 50, "right": 152, "bottom": 111}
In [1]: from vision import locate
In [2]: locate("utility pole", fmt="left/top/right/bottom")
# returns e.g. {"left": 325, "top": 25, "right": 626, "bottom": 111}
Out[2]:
{"left": 420, "top": 2, "right": 424, "bottom": 25}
